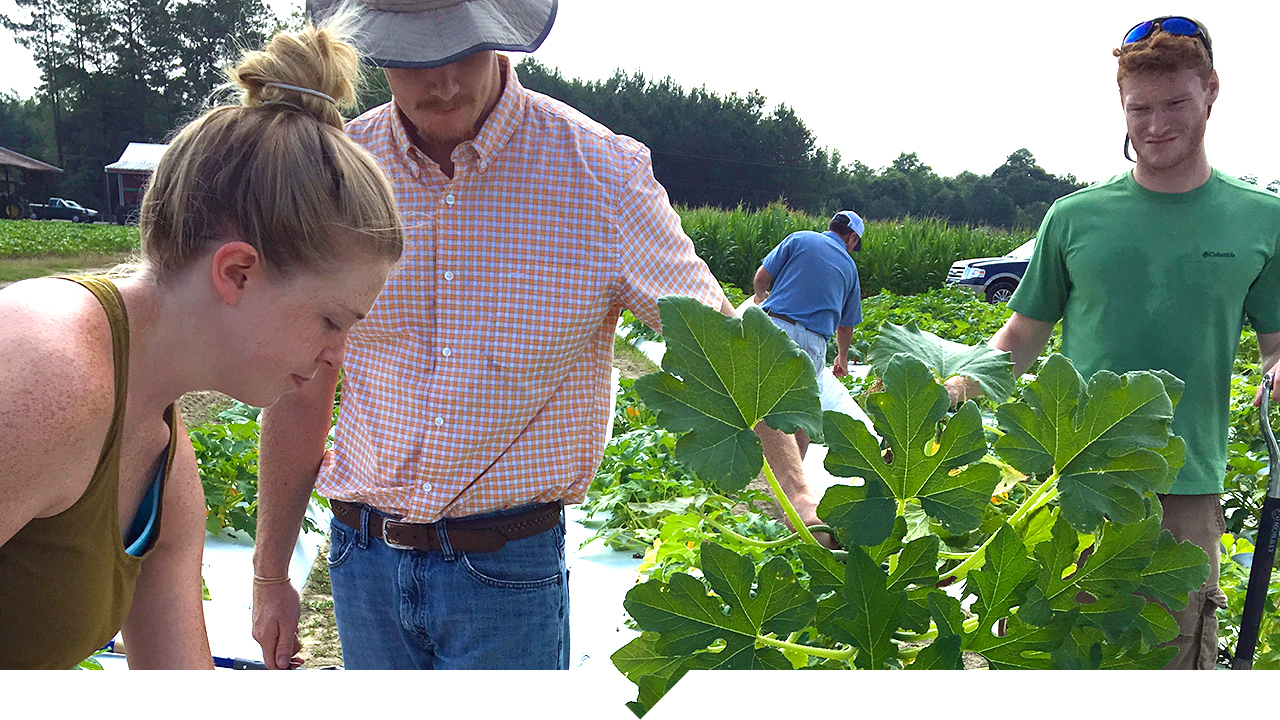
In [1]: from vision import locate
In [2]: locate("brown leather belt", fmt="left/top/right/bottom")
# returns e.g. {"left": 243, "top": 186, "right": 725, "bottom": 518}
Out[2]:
{"left": 330, "top": 499, "right": 563, "bottom": 554}
{"left": 766, "top": 310, "right": 801, "bottom": 326}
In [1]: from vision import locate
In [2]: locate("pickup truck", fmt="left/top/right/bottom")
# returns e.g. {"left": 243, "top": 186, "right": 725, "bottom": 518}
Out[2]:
{"left": 945, "top": 237, "right": 1035, "bottom": 303}
{"left": 29, "top": 197, "right": 101, "bottom": 223}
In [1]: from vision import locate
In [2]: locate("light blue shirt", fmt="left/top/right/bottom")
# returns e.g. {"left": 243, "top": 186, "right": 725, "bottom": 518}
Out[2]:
{"left": 760, "top": 230, "right": 861, "bottom": 339}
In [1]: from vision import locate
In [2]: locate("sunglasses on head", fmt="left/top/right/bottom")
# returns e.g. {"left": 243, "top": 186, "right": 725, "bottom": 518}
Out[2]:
{"left": 1122, "top": 16, "right": 1213, "bottom": 64}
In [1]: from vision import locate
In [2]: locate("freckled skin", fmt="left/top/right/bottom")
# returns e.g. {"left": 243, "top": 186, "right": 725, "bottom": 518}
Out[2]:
{"left": 0, "top": 247, "right": 392, "bottom": 669}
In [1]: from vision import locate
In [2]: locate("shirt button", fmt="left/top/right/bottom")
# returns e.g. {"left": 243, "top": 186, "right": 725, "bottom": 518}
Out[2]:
{"left": 445, "top": 193, "right": 455, "bottom": 205}
{"left": 434, "top": 416, "right": 444, "bottom": 427}
{"left": 421, "top": 482, "right": 433, "bottom": 492}
{"left": 444, "top": 270, "right": 454, "bottom": 281}
{"left": 441, "top": 347, "right": 452, "bottom": 357}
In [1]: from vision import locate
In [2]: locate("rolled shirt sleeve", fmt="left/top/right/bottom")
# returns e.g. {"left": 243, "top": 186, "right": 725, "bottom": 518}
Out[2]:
{"left": 615, "top": 149, "right": 727, "bottom": 330}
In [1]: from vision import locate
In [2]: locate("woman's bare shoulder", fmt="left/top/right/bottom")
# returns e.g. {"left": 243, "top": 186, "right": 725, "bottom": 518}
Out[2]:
{"left": 0, "top": 277, "right": 117, "bottom": 406}
{"left": 0, "top": 278, "right": 118, "bottom": 523}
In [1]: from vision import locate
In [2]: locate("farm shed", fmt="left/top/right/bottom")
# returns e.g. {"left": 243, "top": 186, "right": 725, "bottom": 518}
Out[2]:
{"left": 103, "top": 142, "right": 168, "bottom": 224}
{"left": 0, "top": 145, "right": 63, "bottom": 220}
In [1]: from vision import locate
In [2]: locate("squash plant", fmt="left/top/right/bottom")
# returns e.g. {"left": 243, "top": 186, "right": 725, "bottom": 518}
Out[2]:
{"left": 613, "top": 297, "right": 1211, "bottom": 716}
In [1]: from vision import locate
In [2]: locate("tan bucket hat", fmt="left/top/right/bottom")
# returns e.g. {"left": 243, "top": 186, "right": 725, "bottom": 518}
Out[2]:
{"left": 308, "top": 0, "right": 557, "bottom": 68}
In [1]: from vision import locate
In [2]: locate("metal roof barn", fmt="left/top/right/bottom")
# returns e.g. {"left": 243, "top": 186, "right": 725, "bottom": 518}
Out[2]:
{"left": 104, "top": 143, "right": 169, "bottom": 223}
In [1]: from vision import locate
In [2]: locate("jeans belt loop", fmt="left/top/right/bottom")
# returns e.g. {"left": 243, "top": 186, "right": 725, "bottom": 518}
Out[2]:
{"left": 435, "top": 518, "right": 457, "bottom": 561}
{"left": 357, "top": 504, "right": 370, "bottom": 549}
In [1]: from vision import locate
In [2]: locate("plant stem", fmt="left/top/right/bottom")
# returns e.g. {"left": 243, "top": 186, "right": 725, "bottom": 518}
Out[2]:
{"left": 756, "top": 634, "right": 856, "bottom": 661}
{"left": 762, "top": 458, "right": 821, "bottom": 547}
{"left": 940, "top": 473, "right": 1059, "bottom": 583}
{"left": 703, "top": 516, "right": 803, "bottom": 549}
{"left": 1007, "top": 474, "right": 1060, "bottom": 530}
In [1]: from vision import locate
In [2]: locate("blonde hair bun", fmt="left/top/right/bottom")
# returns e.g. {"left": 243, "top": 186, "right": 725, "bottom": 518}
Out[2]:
{"left": 139, "top": 12, "right": 402, "bottom": 282}
{"left": 228, "top": 22, "right": 361, "bottom": 129}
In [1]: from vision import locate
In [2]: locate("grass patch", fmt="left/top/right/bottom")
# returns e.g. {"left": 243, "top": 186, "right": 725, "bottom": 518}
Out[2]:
{"left": 0, "top": 252, "right": 137, "bottom": 283}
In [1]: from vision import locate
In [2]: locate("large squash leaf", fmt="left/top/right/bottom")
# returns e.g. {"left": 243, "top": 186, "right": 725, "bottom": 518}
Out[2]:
{"left": 867, "top": 321, "right": 1016, "bottom": 402}
{"left": 995, "top": 354, "right": 1185, "bottom": 533}
{"left": 635, "top": 297, "right": 823, "bottom": 491}
{"left": 623, "top": 541, "right": 816, "bottom": 657}
{"left": 821, "top": 353, "right": 1000, "bottom": 538}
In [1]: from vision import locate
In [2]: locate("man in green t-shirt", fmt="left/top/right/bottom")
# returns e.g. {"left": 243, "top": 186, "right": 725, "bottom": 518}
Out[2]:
{"left": 947, "top": 17, "right": 1280, "bottom": 669}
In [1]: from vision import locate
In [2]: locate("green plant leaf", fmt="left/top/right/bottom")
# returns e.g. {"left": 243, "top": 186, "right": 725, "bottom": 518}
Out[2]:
{"left": 623, "top": 542, "right": 816, "bottom": 657}
{"left": 823, "top": 354, "right": 994, "bottom": 533}
{"left": 929, "top": 591, "right": 967, "bottom": 639}
{"left": 816, "top": 479, "right": 896, "bottom": 548}
{"left": 1139, "top": 528, "right": 1211, "bottom": 611}
{"left": 796, "top": 544, "right": 844, "bottom": 597}
{"left": 635, "top": 298, "right": 823, "bottom": 491}
{"left": 968, "top": 523, "right": 1038, "bottom": 635}
{"left": 972, "top": 613, "right": 1076, "bottom": 670}
{"left": 824, "top": 546, "right": 908, "bottom": 669}
{"left": 867, "top": 322, "right": 1016, "bottom": 402}
{"left": 995, "top": 354, "right": 1183, "bottom": 533}
{"left": 888, "top": 535, "right": 940, "bottom": 591}
{"left": 612, "top": 634, "right": 689, "bottom": 717}
{"left": 907, "top": 633, "right": 964, "bottom": 670}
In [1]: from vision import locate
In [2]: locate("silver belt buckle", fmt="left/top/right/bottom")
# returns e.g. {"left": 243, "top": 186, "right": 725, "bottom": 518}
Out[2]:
{"left": 379, "top": 518, "right": 416, "bottom": 551}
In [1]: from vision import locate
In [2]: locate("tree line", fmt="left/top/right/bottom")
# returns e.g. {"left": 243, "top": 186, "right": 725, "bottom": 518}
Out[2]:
{"left": 1, "top": 0, "right": 275, "bottom": 209}
{"left": 1, "top": 3, "right": 1128, "bottom": 229}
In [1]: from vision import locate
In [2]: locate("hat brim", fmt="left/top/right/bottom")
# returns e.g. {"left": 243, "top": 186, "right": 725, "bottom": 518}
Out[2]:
{"left": 308, "top": 0, "right": 557, "bottom": 69}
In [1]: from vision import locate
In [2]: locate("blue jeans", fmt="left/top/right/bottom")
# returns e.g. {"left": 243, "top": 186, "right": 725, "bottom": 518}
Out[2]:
{"left": 326, "top": 503, "right": 570, "bottom": 669}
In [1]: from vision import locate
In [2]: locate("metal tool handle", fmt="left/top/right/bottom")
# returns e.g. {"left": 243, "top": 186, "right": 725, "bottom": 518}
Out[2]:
{"left": 1233, "top": 496, "right": 1280, "bottom": 669}
{"left": 1232, "top": 372, "right": 1280, "bottom": 670}
{"left": 1263, "top": 372, "right": 1280, "bottom": 500}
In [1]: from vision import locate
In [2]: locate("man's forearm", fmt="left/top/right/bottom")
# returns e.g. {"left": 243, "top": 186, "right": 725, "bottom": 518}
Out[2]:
{"left": 253, "top": 368, "right": 340, "bottom": 577}
{"left": 837, "top": 326, "right": 854, "bottom": 362}
{"left": 752, "top": 266, "right": 772, "bottom": 303}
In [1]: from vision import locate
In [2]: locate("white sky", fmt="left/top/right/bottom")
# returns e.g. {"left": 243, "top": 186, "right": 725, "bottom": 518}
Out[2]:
{"left": 3, "top": 0, "right": 1278, "bottom": 185}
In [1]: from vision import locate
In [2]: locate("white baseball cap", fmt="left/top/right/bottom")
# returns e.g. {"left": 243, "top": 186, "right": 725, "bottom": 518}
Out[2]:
{"left": 832, "top": 210, "right": 864, "bottom": 238}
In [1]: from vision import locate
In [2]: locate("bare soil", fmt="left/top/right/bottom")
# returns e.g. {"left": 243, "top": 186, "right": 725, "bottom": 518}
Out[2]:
{"left": 298, "top": 539, "right": 342, "bottom": 668}
{"left": 176, "top": 390, "right": 235, "bottom": 427}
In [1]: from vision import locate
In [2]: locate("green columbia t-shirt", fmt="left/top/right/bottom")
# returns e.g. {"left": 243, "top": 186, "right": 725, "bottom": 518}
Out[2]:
{"left": 1010, "top": 169, "right": 1280, "bottom": 495}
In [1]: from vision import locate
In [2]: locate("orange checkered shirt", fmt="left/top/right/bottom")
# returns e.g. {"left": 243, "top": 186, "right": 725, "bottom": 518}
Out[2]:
{"left": 317, "top": 56, "right": 726, "bottom": 522}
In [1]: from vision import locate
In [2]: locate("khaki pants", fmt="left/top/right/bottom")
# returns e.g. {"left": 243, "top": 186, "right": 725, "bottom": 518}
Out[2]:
{"left": 1156, "top": 493, "right": 1227, "bottom": 670}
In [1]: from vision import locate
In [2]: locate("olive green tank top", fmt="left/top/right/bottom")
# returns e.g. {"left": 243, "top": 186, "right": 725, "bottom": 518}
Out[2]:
{"left": 0, "top": 276, "right": 178, "bottom": 669}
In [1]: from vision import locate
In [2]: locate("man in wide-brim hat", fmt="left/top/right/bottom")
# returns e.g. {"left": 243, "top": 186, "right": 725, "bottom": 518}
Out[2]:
{"left": 250, "top": 0, "right": 822, "bottom": 670}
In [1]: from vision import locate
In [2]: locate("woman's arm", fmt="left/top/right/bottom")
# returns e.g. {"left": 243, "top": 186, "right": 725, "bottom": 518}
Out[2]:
{"left": 119, "top": 416, "right": 214, "bottom": 669}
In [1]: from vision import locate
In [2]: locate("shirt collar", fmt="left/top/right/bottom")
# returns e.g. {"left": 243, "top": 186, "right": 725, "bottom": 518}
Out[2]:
{"left": 389, "top": 54, "right": 528, "bottom": 176}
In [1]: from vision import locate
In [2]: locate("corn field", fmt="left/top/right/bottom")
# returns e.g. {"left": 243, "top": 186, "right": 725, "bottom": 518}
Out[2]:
{"left": 677, "top": 202, "right": 1031, "bottom": 296}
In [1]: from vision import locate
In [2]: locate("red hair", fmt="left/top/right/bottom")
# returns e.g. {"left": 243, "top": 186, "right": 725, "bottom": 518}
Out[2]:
{"left": 1114, "top": 29, "right": 1213, "bottom": 86}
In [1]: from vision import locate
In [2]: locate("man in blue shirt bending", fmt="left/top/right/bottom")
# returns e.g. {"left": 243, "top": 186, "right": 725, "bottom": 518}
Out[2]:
{"left": 752, "top": 210, "right": 864, "bottom": 457}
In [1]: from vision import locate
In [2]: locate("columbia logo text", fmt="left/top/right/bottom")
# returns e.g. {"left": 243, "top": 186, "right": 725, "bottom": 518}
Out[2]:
{"left": 1203, "top": 251, "right": 1236, "bottom": 258}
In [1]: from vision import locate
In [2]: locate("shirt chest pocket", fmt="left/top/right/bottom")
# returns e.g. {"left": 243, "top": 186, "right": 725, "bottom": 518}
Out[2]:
{"left": 484, "top": 262, "right": 610, "bottom": 380}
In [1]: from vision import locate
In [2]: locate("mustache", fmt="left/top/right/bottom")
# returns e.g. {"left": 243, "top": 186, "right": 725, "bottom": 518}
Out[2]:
{"left": 413, "top": 97, "right": 473, "bottom": 113}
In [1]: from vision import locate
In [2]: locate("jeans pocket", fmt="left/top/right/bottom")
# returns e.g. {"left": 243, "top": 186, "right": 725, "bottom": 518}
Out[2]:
{"left": 327, "top": 518, "right": 358, "bottom": 570}
{"left": 460, "top": 528, "right": 565, "bottom": 591}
